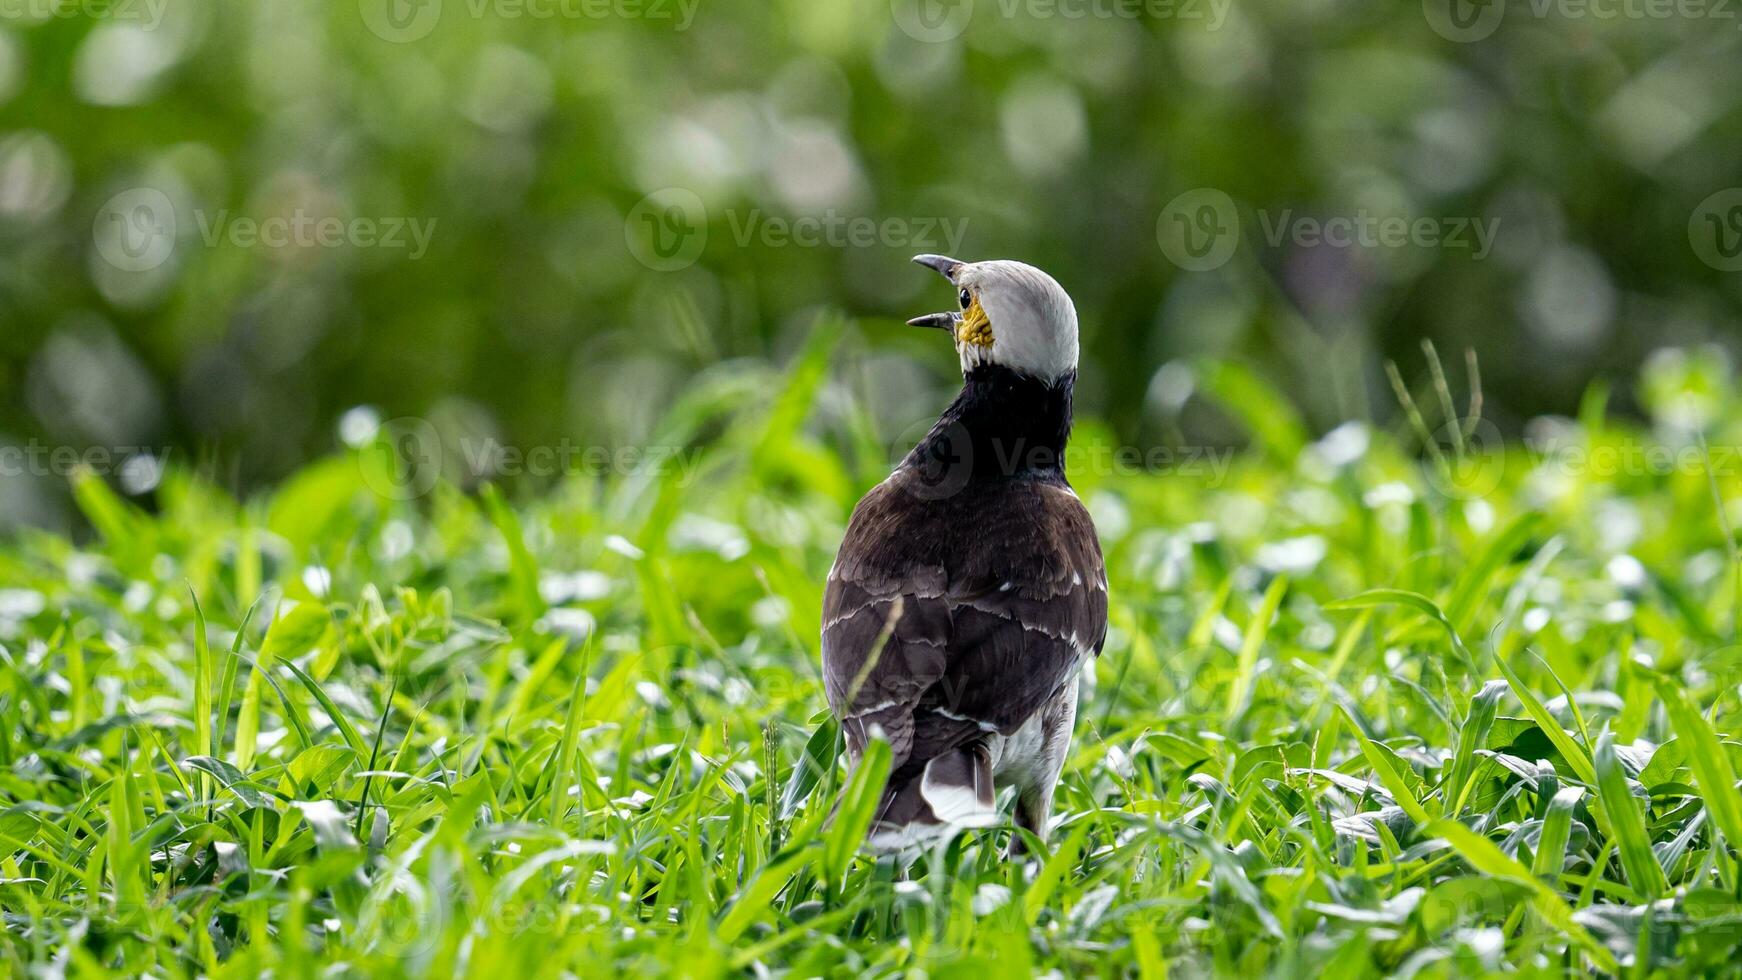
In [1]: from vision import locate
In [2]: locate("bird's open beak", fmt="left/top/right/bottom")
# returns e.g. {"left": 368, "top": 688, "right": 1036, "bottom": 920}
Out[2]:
{"left": 907, "top": 254, "right": 964, "bottom": 331}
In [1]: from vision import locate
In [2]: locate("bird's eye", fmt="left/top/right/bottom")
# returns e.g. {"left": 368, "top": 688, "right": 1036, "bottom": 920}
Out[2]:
{"left": 958, "top": 289, "right": 972, "bottom": 309}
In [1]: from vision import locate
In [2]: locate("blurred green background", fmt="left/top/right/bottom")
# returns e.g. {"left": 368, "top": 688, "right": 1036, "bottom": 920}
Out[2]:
{"left": 3, "top": 0, "right": 1741, "bottom": 529}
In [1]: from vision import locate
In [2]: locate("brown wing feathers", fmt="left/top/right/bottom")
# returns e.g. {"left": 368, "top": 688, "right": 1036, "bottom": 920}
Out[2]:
{"left": 821, "top": 471, "right": 1107, "bottom": 830}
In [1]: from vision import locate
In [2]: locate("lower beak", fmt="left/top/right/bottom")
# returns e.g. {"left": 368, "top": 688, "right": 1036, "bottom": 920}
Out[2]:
{"left": 907, "top": 312, "right": 960, "bottom": 331}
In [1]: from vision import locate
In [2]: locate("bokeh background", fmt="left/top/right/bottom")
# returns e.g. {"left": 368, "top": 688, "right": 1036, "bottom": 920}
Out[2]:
{"left": 3, "top": 0, "right": 1741, "bottom": 529}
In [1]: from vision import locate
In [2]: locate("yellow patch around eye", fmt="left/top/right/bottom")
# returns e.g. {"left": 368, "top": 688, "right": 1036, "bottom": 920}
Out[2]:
{"left": 956, "top": 296, "right": 993, "bottom": 348}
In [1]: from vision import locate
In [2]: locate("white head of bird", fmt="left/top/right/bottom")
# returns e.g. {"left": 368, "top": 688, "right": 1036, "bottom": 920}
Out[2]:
{"left": 907, "top": 255, "right": 1079, "bottom": 381}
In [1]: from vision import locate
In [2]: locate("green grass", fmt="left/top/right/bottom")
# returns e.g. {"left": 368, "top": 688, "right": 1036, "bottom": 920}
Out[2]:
{"left": 5, "top": 334, "right": 1742, "bottom": 976}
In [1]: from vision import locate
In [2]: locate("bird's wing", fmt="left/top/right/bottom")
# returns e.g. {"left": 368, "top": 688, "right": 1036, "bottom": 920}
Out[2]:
{"left": 925, "top": 480, "right": 1106, "bottom": 736}
{"left": 820, "top": 553, "right": 957, "bottom": 767}
{"left": 822, "top": 475, "right": 1107, "bottom": 771}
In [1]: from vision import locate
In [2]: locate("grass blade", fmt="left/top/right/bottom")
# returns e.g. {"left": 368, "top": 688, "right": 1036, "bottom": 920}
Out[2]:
{"left": 717, "top": 849, "right": 812, "bottom": 944}
{"left": 189, "top": 588, "right": 214, "bottom": 804}
{"left": 213, "top": 595, "right": 262, "bottom": 764}
{"left": 1024, "top": 818, "right": 1092, "bottom": 924}
{"left": 481, "top": 483, "right": 545, "bottom": 623}
{"left": 1446, "top": 678, "right": 1505, "bottom": 813}
{"left": 1654, "top": 676, "right": 1742, "bottom": 855}
{"left": 1340, "top": 704, "right": 1433, "bottom": 825}
{"left": 1226, "top": 575, "right": 1289, "bottom": 725}
{"left": 281, "top": 659, "right": 369, "bottom": 757}
{"left": 1428, "top": 819, "right": 1618, "bottom": 973}
{"left": 821, "top": 736, "right": 891, "bottom": 886}
{"left": 1326, "top": 588, "right": 1475, "bottom": 673}
{"left": 1532, "top": 786, "right": 1583, "bottom": 884}
{"left": 546, "top": 651, "right": 592, "bottom": 829}
{"left": 1444, "top": 512, "right": 1541, "bottom": 635}
{"left": 780, "top": 716, "right": 840, "bottom": 821}
{"left": 1593, "top": 730, "right": 1666, "bottom": 900}
{"left": 1491, "top": 650, "right": 1596, "bottom": 786}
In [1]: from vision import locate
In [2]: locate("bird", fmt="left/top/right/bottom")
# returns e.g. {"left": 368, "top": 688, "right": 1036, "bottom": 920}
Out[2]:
{"left": 822, "top": 254, "right": 1108, "bottom": 850}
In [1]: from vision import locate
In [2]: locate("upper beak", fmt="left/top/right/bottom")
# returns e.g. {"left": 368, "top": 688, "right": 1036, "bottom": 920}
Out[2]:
{"left": 908, "top": 254, "right": 964, "bottom": 331}
{"left": 912, "top": 254, "right": 962, "bottom": 280}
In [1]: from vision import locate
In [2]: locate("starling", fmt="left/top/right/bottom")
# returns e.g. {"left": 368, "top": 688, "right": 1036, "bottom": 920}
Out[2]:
{"left": 823, "top": 254, "right": 1108, "bottom": 849}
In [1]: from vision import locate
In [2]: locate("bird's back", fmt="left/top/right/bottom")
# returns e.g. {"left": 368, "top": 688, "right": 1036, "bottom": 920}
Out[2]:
{"left": 822, "top": 466, "right": 1107, "bottom": 832}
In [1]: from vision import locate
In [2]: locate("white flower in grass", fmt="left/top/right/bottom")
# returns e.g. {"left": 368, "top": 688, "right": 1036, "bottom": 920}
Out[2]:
{"left": 1606, "top": 554, "right": 1647, "bottom": 591}
{"left": 302, "top": 566, "right": 332, "bottom": 598}
{"left": 0, "top": 590, "right": 44, "bottom": 620}
{"left": 539, "top": 570, "right": 611, "bottom": 604}
{"left": 1521, "top": 607, "right": 1551, "bottom": 634}
{"left": 338, "top": 406, "right": 381, "bottom": 447}
{"left": 972, "top": 884, "right": 1011, "bottom": 915}
{"left": 1103, "top": 743, "right": 1134, "bottom": 779}
{"left": 1256, "top": 535, "right": 1327, "bottom": 575}
{"left": 539, "top": 607, "right": 596, "bottom": 641}
{"left": 1363, "top": 482, "right": 1415, "bottom": 508}
{"left": 1314, "top": 421, "right": 1371, "bottom": 468}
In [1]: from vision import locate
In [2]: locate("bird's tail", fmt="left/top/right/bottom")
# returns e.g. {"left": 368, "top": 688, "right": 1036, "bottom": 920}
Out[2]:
{"left": 865, "top": 741, "right": 996, "bottom": 850}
